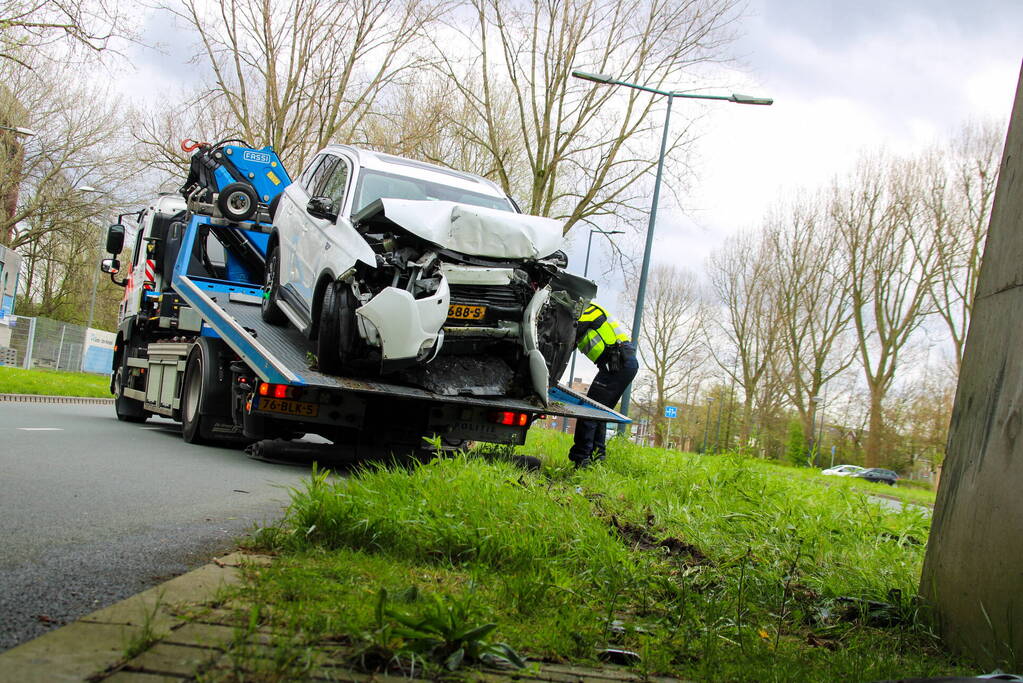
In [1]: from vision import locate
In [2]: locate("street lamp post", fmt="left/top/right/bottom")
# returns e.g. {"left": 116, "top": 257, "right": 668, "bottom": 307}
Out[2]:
{"left": 808, "top": 395, "right": 821, "bottom": 467}
{"left": 571, "top": 70, "right": 772, "bottom": 433}
{"left": 701, "top": 397, "right": 714, "bottom": 453}
{"left": 78, "top": 186, "right": 104, "bottom": 337}
{"left": 561, "top": 227, "right": 624, "bottom": 433}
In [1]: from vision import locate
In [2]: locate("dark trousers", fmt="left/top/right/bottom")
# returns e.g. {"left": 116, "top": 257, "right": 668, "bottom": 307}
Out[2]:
{"left": 569, "top": 343, "right": 639, "bottom": 463}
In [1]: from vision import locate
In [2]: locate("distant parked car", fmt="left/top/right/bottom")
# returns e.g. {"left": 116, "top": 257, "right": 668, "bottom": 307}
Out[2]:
{"left": 821, "top": 464, "right": 866, "bottom": 477}
{"left": 853, "top": 468, "right": 899, "bottom": 486}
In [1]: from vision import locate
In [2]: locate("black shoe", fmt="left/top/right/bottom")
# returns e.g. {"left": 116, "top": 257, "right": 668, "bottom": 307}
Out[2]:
{"left": 573, "top": 457, "right": 593, "bottom": 469}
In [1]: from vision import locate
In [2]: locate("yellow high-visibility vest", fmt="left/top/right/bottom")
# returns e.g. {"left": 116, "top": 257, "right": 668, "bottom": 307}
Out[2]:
{"left": 576, "top": 302, "right": 629, "bottom": 363}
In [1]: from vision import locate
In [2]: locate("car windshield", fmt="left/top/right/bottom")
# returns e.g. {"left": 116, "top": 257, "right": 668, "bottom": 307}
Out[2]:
{"left": 353, "top": 169, "right": 514, "bottom": 214}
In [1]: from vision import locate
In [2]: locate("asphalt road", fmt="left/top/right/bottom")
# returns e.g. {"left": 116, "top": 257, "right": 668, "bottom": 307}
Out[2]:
{"left": 0, "top": 401, "right": 317, "bottom": 652}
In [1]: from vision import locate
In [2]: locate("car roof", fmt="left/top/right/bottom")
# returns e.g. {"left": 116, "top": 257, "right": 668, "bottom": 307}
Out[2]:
{"left": 323, "top": 144, "right": 507, "bottom": 199}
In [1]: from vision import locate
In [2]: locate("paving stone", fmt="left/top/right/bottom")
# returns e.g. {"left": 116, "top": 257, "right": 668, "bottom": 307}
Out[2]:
{"left": 126, "top": 642, "right": 220, "bottom": 676}
{"left": 0, "top": 622, "right": 131, "bottom": 683}
{"left": 214, "top": 552, "right": 273, "bottom": 568}
{"left": 103, "top": 671, "right": 188, "bottom": 682}
{"left": 163, "top": 622, "right": 237, "bottom": 649}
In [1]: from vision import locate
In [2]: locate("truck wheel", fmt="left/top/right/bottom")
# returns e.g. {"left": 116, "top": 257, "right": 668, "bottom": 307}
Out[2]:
{"left": 181, "top": 338, "right": 238, "bottom": 445}
{"left": 114, "top": 363, "right": 148, "bottom": 423}
{"left": 317, "top": 281, "right": 356, "bottom": 375}
{"left": 261, "top": 244, "right": 287, "bottom": 325}
{"left": 217, "top": 182, "right": 258, "bottom": 222}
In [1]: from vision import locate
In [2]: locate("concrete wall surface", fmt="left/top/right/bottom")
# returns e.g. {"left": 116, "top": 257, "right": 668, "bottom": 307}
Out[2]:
{"left": 920, "top": 65, "right": 1023, "bottom": 670}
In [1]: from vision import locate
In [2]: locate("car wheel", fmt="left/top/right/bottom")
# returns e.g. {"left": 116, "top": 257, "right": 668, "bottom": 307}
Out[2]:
{"left": 261, "top": 244, "right": 287, "bottom": 325}
{"left": 317, "top": 281, "right": 357, "bottom": 375}
{"left": 217, "top": 182, "right": 258, "bottom": 222}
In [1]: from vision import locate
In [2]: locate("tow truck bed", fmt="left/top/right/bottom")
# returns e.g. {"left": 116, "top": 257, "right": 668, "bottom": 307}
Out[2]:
{"left": 176, "top": 271, "right": 628, "bottom": 425}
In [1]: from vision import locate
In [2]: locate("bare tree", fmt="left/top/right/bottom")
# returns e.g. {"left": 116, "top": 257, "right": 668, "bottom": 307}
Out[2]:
{"left": 763, "top": 193, "right": 855, "bottom": 456}
{"left": 635, "top": 264, "right": 707, "bottom": 446}
{"left": 138, "top": 0, "right": 445, "bottom": 175}
{"left": 832, "top": 154, "right": 939, "bottom": 468}
{"left": 433, "top": 0, "right": 742, "bottom": 233}
{"left": 707, "top": 229, "right": 779, "bottom": 446}
{"left": 0, "top": 0, "right": 121, "bottom": 65}
{"left": 922, "top": 118, "right": 1004, "bottom": 372}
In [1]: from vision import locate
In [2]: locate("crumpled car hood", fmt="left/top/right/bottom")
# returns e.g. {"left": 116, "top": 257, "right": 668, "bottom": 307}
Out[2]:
{"left": 369, "top": 198, "right": 565, "bottom": 259}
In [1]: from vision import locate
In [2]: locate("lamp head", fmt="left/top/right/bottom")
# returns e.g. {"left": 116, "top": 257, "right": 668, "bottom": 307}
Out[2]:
{"left": 730, "top": 93, "right": 773, "bottom": 105}
{"left": 572, "top": 70, "right": 615, "bottom": 85}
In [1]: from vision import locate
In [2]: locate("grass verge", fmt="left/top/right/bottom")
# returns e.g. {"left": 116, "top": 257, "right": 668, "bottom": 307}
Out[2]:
{"left": 752, "top": 459, "right": 937, "bottom": 508}
{"left": 210, "top": 429, "right": 968, "bottom": 681}
{"left": 0, "top": 365, "right": 112, "bottom": 397}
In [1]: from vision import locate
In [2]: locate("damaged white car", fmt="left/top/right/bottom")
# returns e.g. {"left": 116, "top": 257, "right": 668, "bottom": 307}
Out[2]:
{"left": 262, "top": 145, "right": 594, "bottom": 402}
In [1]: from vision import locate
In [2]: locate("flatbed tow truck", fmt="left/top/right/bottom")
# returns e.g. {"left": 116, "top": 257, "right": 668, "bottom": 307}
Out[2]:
{"left": 102, "top": 156, "right": 627, "bottom": 460}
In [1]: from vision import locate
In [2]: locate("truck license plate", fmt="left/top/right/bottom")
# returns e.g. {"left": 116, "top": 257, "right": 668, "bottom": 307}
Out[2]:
{"left": 256, "top": 397, "right": 319, "bottom": 418}
{"left": 447, "top": 421, "right": 526, "bottom": 445}
{"left": 447, "top": 304, "right": 486, "bottom": 321}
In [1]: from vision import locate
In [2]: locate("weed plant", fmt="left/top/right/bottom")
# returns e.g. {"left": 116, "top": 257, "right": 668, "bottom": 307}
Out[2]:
{"left": 236, "top": 429, "right": 967, "bottom": 681}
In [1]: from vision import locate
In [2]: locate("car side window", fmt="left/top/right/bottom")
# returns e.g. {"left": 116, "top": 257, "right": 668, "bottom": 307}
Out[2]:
{"left": 300, "top": 155, "right": 325, "bottom": 193}
{"left": 307, "top": 156, "right": 338, "bottom": 197}
{"left": 319, "top": 156, "right": 351, "bottom": 208}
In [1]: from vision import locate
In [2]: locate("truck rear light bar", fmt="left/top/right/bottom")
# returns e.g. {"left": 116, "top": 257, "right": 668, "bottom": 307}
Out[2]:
{"left": 489, "top": 410, "right": 530, "bottom": 427}
{"left": 257, "top": 382, "right": 303, "bottom": 400}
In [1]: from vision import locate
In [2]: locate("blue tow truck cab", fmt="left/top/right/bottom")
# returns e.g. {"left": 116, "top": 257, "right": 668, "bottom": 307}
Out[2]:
{"left": 101, "top": 142, "right": 627, "bottom": 458}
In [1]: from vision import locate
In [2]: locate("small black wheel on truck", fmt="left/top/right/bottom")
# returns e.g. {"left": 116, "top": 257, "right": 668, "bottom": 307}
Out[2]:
{"left": 181, "top": 337, "right": 240, "bottom": 445}
{"left": 216, "top": 182, "right": 258, "bottom": 222}
{"left": 261, "top": 244, "right": 287, "bottom": 325}
{"left": 113, "top": 354, "right": 148, "bottom": 423}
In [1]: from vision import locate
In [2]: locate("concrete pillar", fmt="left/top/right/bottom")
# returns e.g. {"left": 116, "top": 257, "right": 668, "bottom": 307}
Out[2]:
{"left": 920, "top": 65, "right": 1023, "bottom": 670}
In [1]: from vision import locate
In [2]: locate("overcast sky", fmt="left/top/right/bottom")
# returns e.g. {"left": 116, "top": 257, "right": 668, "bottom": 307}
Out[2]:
{"left": 574, "top": 0, "right": 1023, "bottom": 277}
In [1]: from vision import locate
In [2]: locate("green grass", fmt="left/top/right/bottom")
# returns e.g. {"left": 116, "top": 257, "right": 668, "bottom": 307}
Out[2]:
{"left": 0, "top": 365, "right": 112, "bottom": 397}
{"left": 211, "top": 428, "right": 971, "bottom": 681}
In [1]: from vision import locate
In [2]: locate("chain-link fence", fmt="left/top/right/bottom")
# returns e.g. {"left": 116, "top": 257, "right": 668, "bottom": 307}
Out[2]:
{"left": 0, "top": 315, "right": 114, "bottom": 374}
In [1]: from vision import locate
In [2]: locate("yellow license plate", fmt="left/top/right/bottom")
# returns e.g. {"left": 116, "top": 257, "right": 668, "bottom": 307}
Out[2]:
{"left": 257, "top": 397, "right": 319, "bottom": 418}
{"left": 447, "top": 304, "right": 487, "bottom": 321}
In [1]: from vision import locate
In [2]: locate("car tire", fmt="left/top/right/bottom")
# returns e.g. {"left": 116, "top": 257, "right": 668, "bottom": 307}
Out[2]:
{"left": 317, "top": 281, "right": 357, "bottom": 375}
{"left": 261, "top": 244, "right": 287, "bottom": 325}
{"left": 268, "top": 193, "right": 281, "bottom": 221}
{"left": 114, "top": 359, "right": 148, "bottom": 423}
{"left": 217, "top": 182, "right": 258, "bottom": 222}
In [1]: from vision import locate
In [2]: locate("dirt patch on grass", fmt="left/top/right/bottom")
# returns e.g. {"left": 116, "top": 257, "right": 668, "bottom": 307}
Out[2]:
{"left": 608, "top": 514, "right": 709, "bottom": 567}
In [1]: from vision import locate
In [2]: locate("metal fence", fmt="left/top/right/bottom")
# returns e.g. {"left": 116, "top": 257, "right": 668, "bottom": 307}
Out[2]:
{"left": 0, "top": 315, "right": 114, "bottom": 374}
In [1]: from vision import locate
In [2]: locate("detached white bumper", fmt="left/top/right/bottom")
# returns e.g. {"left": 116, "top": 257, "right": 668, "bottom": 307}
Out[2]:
{"left": 355, "top": 278, "right": 450, "bottom": 366}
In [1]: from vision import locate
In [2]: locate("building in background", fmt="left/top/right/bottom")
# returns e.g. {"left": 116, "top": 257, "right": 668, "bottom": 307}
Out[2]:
{"left": 0, "top": 244, "right": 22, "bottom": 363}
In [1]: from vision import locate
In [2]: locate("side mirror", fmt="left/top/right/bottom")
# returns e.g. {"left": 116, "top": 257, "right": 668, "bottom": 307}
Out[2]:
{"left": 106, "top": 224, "right": 125, "bottom": 255}
{"left": 306, "top": 196, "right": 337, "bottom": 222}
{"left": 101, "top": 258, "right": 128, "bottom": 288}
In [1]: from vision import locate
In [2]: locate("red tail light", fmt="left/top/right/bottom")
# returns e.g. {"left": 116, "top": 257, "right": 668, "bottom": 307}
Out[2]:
{"left": 490, "top": 411, "right": 530, "bottom": 427}
{"left": 257, "top": 382, "right": 303, "bottom": 400}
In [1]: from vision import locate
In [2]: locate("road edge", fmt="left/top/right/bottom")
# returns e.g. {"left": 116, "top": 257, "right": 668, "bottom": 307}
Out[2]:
{"left": 0, "top": 393, "right": 114, "bottom": 405}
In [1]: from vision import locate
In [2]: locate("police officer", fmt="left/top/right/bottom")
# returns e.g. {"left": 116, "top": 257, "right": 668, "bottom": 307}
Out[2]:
{"left": 569, "top": 302, "right": 639, "bottom": 468}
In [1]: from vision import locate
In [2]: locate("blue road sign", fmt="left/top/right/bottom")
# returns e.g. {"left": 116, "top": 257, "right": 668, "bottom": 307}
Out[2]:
{"left": 664, "top": 405, "right": 678, "bottom": 419}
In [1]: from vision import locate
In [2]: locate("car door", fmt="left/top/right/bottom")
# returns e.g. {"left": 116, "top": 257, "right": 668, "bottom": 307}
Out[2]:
{"left": 277, "top": 154, "right": 332, "bottom": 307}
{"left": 291, "top": 155, "right": 340, "bottom": 304}
{"left": 303, "top": 154, "right": 354, "bottom": 289}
